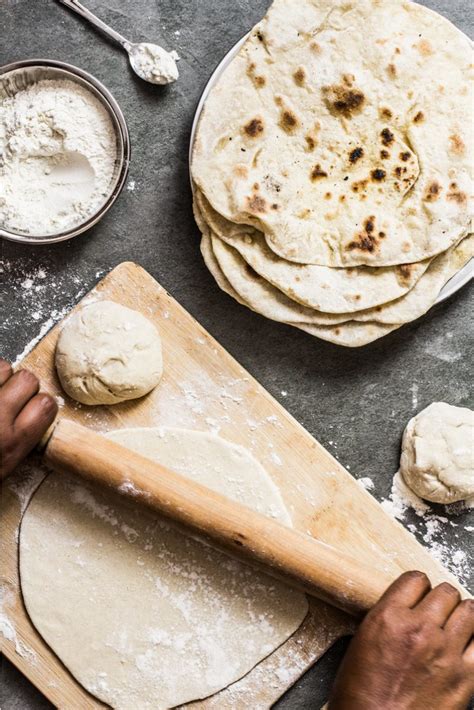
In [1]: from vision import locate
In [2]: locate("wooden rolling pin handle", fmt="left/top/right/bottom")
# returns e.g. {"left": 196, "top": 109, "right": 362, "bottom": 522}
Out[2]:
{"left": 44, "top": 420, "right": 396, "bottom": 616}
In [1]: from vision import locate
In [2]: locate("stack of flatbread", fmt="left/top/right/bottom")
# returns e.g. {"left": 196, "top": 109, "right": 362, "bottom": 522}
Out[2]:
{"left": 191, "top": 0, "right": 473, "bottom": 347}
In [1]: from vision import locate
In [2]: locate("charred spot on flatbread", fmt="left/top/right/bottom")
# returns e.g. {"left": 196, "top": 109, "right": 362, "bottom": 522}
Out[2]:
{"left": 349, "top": 147, "right": 364, "bottom": 164}
{"left": 413, "top": 111, "right": 425, "bottom": 123}
{"left": 371, "top": 169, "right": 386, "bottom": 182}
{"left": 244, "top": 118, "right": 265, "bottom": 138}
{"left": 351, "top": 179, "right": 369, "bottom": 193}
{"left": 322, "top": 82, "right": 365, "bottom": 118}
{"left": 447, "top": 182, "right": 467, "bottom": 206}
{"left": 399, "top": 151, "right": 412, "bottom": 162}
{"left": 380, "top": 150, "right": 390, "bottom": 159}
{"left": 293, "top": 68, "right": 306, "bottom": 87}
{"left": 279, "top": 109, "right": 300, "bottom": 134}
{"left": 379, "top": 107, "right": 393, "bottom": 120}
{"left": 397, "top": 263, "right": 414, "bottom": 283}
{"left": 311, "top": 164, "right": 328, "bottom": 181}
{"left": 347, "top": 216, "right": 380, "bottom": 253}
{"left": 381, "top": 128, "right": 395, "bottom": 146}
{"left": 246, "top": 63, "right": 266, "bottom": 89}
{"left": 423, "top": 181, "right": 442, "bottom": 202}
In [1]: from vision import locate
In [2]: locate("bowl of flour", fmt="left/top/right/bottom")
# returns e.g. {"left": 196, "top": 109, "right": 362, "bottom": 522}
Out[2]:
{"left": 0, "top": 60, "right": 130, "bottom": 244}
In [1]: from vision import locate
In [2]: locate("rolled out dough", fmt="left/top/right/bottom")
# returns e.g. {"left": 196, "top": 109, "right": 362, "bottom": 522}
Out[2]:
{"left": 19, "top": 428, "right": 308, "bottom": 709}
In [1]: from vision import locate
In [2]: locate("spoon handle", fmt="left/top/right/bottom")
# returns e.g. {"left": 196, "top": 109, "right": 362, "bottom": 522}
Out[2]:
{"left": 56, "top": 0, "right": 132, "bottom": 51}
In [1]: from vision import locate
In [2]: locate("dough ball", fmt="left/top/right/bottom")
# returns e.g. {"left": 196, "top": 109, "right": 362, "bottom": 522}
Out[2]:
{"left": 56, "top": 301, "right": 163, "bottom": 405}
{"left": 400, "top": 402, "right": 474, "bottom": 504}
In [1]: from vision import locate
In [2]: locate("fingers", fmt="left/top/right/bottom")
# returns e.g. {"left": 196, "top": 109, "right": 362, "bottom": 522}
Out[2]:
{"left": 464, "top": 639, "right": 474, "bottom": 667}
{"left": 15, "top": 393, "right": 58, "bottom": 452}
{"left": 375, "top": 571, "right": 432, "bottom": 610}
{"left": 1, "top": 393, "right": 58, "bottom": 480}
{"left": 416, "top": 582, "right": 461, "bottom": 626}
{"left": 0, "top": 369, "right": 40, "bottom": 419}
{"left": 445, "top": 599, "right": 474, "bottom": 654}
{"left": 0, "top": 359, "right": 13, "bottom": 386}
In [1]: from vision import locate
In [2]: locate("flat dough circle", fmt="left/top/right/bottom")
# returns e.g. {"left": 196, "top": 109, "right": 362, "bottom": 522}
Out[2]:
{"left": 400, "top": 403, "right": 474, "bottom": 504}
{"left": 20, "top": 428, "right": 308, "bottom": 709}
{"left": 55, "top": 301, "right": 163, "bottom": 405}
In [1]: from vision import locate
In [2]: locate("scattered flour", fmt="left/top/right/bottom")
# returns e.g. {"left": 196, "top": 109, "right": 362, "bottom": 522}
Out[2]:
{"left": 382, "top": 471, "right": 472, "bottom": 585}
{"left": 13, "top": 312, "right": 66, "bottom": 366}
{"left": 0, "top": 586, "right": 37, "bottom": 662}
{"left": 70, "top": 485, "right": 140, "bottom": 544}
{"left": 423, "top": 330, "right": 463, "bottom": 363}
{"left": 6, "top": 456, "right": 48, "bottom": 514}
{"left": 1, "top": 258, "right": 96, "bottom": 365}
{"left": 357, "top": 477, "right": 375, "bottom": 491}
{"left": 118, "top": 481, "right": 150, "bottom": 499}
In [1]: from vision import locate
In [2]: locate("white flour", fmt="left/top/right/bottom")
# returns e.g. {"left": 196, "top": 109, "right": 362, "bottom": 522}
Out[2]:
{"left": 382, "top": 471, "right": 472, "bottom": 586}
{"left": 130, "top": 43, "right": 180, "bottom": 85}
{"left": 0, "top": 79, "right": 117, "bottom": 236}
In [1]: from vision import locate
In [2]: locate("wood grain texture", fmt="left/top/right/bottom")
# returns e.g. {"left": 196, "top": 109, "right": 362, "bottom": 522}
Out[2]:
{"left": 0, "top": 262, "right": 467, "bottom": 709}
{"left": 45, "top": 420, "right": 395, "bottom": 615}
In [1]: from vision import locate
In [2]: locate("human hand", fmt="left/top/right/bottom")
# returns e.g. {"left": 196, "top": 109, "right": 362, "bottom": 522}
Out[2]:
{"left": 328, "top": 571, "right": 474, "bottom": 710}
{"left": 0, "top": 359, "right": 58, "bottom": 479}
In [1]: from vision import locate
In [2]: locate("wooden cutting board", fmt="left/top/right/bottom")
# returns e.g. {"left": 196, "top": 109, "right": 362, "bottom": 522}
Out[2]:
{"left": 0, "top": 262, "right": 466, "bottom": 709}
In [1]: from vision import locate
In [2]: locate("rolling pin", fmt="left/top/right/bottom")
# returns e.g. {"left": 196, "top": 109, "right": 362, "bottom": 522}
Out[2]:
{"left": 43, "top": 419, "right": 397, "bottom": 616}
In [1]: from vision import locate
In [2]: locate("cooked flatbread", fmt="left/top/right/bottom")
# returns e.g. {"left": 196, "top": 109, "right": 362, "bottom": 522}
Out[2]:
{"left": 202, "top": 231, "right": 398, "bottom": 345}
{"left": 211, "top": 232, "right": 473, "bottom": 327}
{"left": 210, "top": 234, "right": 349, "bottom": 325}
{"left": 192, "top": 0, "right": 473, "bottom": 267}
{"left": 295, "top": 320, "right": 400, "bottom": 347}
{"left": 195, "top": 190, "right": 432, "bottom": 314}
{"left": 200, "top": 231, "right": 247, "bottom": 307}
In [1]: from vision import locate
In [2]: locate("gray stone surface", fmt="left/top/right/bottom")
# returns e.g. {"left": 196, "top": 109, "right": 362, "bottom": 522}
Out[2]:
{"left": 0, "top": 0, "right": 472, "bottom": 708}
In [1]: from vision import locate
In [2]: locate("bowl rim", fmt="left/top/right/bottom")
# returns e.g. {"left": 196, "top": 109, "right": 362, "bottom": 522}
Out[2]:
{"left": 0, "top": 58, "right": 131, "bottom": 245}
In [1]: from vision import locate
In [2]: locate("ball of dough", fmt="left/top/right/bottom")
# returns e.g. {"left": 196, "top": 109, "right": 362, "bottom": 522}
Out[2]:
{"left": 400, "top": 402, "right": 474, "bottom": 504}
{"left": 56, "top": 301, "right": 163, "bottom": 405}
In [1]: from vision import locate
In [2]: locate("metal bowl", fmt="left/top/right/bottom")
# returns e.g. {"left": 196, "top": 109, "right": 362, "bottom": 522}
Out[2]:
{"left": 0, "top": 59, "right": 130, "bottom": 245}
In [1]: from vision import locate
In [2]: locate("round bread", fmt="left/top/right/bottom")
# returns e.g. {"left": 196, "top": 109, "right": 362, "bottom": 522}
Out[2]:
{"left": 210, "top": 231, "right": 473, "bottom": 326}
{"left": 400, "top": 403, "right": 474, "bottom": 504}
{"left": 195, "top": 189, "right": 432, "bottom": 314}
{"left": 56, "top": 301, "right": 163, "bottom": 405}
{"left": 192, "top": 0, "right": 473, "bottom": 267}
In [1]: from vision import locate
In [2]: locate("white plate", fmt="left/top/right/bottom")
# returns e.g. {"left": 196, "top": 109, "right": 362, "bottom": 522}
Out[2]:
{"left": 189, "top": 34, "right": 473, "bottom": 307}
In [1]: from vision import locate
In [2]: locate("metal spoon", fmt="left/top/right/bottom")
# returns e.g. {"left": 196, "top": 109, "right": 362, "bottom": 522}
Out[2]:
{"left": 57, "top": 0, "right": 179, "bottom": 85}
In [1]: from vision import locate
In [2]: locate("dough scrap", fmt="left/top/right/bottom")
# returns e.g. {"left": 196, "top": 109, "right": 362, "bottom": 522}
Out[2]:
{"left": 20, "top": 428, "right": 308, "bottom": 709}
{"left": 400, "top": 403, "right": 474, "bottom": 504}
{"left": 55, "top": 301, "right": 163, "bottom": 405}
